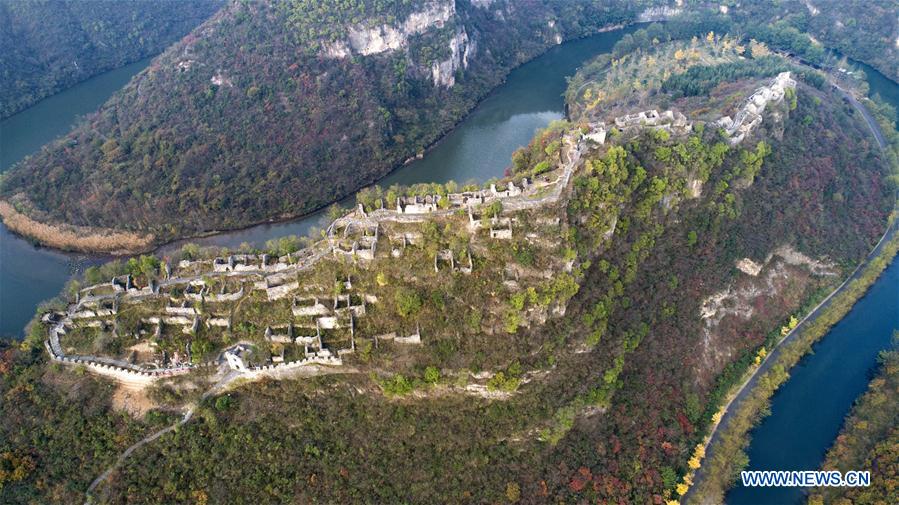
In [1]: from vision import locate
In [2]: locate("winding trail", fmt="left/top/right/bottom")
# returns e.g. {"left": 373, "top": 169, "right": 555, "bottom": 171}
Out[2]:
{"left": 84, "top": 368, "right": 240, "bottom": 503}
{"left": 836, "top": 84, "right": 887, "bottom": 149}
{"left": 684, "top": 80, "right": 894, "bottom": 504}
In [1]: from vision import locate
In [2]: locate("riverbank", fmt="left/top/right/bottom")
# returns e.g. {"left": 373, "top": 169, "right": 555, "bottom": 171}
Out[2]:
{"left": 684, "top": 216, "right": 899, "bottom": 503}
{"left": 0, "top": 23, "right": 638, "bottom": 256}
{"left": 0, "top": 201, "right": 156, "bottom": 255}
{"left": 679, "top": 60, "right": 899, "bottom": 503}
{"left": 1, "top": 24, "right": 646, "bottom": 338}
{"left": 807, "top": 338, "right": 899, "bottom": 504}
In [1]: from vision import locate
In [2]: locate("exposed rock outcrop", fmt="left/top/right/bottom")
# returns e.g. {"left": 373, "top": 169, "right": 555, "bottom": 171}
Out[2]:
{"left": 323, "top": 1, "right": 455, "bottom": 58}
{"left": 320, "top": 1, "right": 475, "bottom": 88}
{"left": 431, "top": 28, "right": 473, "bottom": 87}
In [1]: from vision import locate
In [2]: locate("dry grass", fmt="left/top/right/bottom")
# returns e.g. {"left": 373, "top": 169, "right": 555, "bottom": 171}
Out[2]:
{"left": 0, "top": 200, "right": 155, "bottom": 254}
{"left": 111, "top": 384, "right": 156, "bottom": 418}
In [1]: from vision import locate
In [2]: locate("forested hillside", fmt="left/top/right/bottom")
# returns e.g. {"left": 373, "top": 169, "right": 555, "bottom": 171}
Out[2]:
{"left": 2, "top": 31, "right": 895, "bottom": 502}
{"left": 0, "top": 0, "right": 652, "bottom": 252}
{"left": 723, "top": 0, "right": 898, "bottom": 83}
{"left": 0, "top": 0, "right": 223, "bottom": 118}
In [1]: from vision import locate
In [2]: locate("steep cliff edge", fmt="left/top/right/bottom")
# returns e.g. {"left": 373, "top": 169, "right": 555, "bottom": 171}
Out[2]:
{"left": 0, "top": 0, "right": 643, "bottom": 252}
{"left": 4, "top": 34, "right": 896, "bottom": 503}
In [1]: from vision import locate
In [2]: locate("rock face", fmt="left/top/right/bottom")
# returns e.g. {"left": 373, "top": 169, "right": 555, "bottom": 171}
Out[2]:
{"left": 637, "top": 5, "right": 682, "bottom": 22}
{"left": 0, "top": 0, "right": 650, "bottom": 248}
{"left": 324, "top": 1, "right": 455, "bottom": 58}
{"left": 431, "top": 28, "right": 473, "bottom": 87}
{"left": 322, "top": 0, "right": 473, "bottom": 88}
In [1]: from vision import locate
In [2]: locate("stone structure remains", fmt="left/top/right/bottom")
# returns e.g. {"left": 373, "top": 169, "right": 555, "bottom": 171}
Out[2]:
{"left": 397, "top": 195, "right": 439, "bottom": 214}
{"left": 468, "top": 209, "right": 515, "bottom": 240}
{"left": 489, "top": 217, "right": 514, "bottom": 240}
{"left": 613, "top": 109, "right": 692, "bottom": 133}
{"left": 225, "top": 322, "right": 343, "bottom": 375}
{"left": 212, "top": 253, "right": 291, "bottom": 273}
{"left": 376, "top": 324, "right": 423, "bottom": 345}
{"left": 395, "top": 179, "right": 529, "bottom": 215}
{"left": 44, "top": 321, "right": 200, "bottom": 386}
{"left": 434, "top": 249, "right": 473, "bottom": 274}
{"left": 329, "top": 221, "right": 379, "bottom": 260}
{"left": 584, "top": 122, "right": 608, "bottom": 145}
{"left": 715, "top": 72, "right": 797, "bottom": 145}
{"left": 395, "top": 326, "right": 422, "bottom": 344}
{"left": 41, "top": 128, "right": 577, "bottom": 386}
{"left": 292, "top": 296, "right": 331, "bottom": 317}
{"left": 387, "top": 230, "right": 423, "bottom": 257}
{"left": 585, "top": 110, "right": 691, "bottom": 148}
{"left": 183, "top": 283, "right": 244, "bottom": 303}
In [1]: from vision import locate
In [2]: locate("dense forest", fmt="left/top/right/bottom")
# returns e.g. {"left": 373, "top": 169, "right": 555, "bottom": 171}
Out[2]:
{"left": 0, "top": 0, "right": 654, "bottom": 251}
{"left": 722, "top": 0, "right": 898, "bottom": 83}
{"left": 2, "top": 33, "right": 895, "bottom": 502}
{"left": 0, "top": 0, "right": 223, "bottom": 118}
{"left": 87, "top": 87, "right": 898, "bottom": 503}
{"left": 3, "top": 0, "right": 896, "bottom": 253}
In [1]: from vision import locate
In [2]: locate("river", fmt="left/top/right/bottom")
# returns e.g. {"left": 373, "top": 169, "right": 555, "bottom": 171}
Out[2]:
{"left": 0, "top": 57, "right": 155, "bottom": 338}
{"left": 0, "top": 27, "right": 637, "bottom": 337}
{"left": 724, "top": 64, "right": 899, "bottom": 504}
{"left": 1, "top": 26, "right": 898, "bottom": 504}
{"left": 726, "top": 259, "right": 899, "bottom": 504}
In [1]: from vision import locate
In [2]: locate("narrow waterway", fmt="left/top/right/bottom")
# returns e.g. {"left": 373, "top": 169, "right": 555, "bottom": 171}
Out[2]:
{"left": 726, "top": 259, "right": 899, "bottom": 504}
{"left": 725, "top": 65, "right": 899, "bottom": 504}
{"left": 0, "top": 28, "right": 638, "bottom": 336}
{"left": 0, "top": 57, "right": 154, "bottom": 337}
{"left": 0, "top": 57, "right": 154, "bottom": 171}
{"left": 851, "top": 60, "right": 899, "bottom": 128}
{"left": 1, "top": 28, "right": 898, "bottom": 505}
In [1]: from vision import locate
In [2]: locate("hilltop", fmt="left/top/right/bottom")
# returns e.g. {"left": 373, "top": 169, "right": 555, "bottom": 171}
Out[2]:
{"left": 0, "top": 0, "right": 224, "bottom": 118}
{"left": 0, "top": 0, "right": 645, "bottom": 253}
{"left": 2, "top": 30, "right": 896, "bottom": 503}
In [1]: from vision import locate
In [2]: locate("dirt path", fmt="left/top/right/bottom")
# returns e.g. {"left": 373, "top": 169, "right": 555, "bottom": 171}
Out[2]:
{"left": 84, "top": 368, "right": 240, "bottom": 503}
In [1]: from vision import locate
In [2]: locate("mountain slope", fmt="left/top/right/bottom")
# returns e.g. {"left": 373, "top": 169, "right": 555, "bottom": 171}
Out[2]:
{"left": 3, "top": 33, "right": 896, "bottom": 503}
{"left": 0, "top": 0, "right": 648, "bottom": 252}
{"left": 723, "top": 0, "right": 898, "bottom": 83}
{"left": 0, "top": 0, "right": 224, "bottom": 118}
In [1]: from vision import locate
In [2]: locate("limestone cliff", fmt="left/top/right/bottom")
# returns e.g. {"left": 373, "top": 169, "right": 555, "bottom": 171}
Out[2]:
{"left": 0, "top": 0, "right": 644, "bottom": 251}
{"left": 324, "top": 1, "right": 456, "bottom": 58}
{"left": 322, "top": 1, "right": 474, "bottom": 88}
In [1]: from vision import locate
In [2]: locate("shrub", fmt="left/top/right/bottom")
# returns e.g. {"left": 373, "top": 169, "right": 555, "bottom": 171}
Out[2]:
{"left": 394, "top": 288, "right": 422, "bottom": 318}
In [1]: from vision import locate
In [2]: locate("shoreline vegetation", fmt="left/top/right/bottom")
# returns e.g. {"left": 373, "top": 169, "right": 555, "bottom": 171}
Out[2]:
{"left": 2, "top": 3, "right": 897, "bottom": 254}
{"left": 3, "top": 6, "right": 895, "bottom": 255}
{"left": 0, "top": 201, "right": 155, "bottom": 254}
{"left": 681, "top": 46, "right": 899, "bottom": 500}
{"left": 809, "top": 333, "right": 899, "bottom": 504}
{"left": 0, "top": 0, "right": 224, "bottom": 119}
{"left": 0, "top": 0, "right": 648, "bottom": 254}
{"left": 0, "top": 22, "right": 635, "bottom": 256}
{"left": 3, "top": 23, "right": 897, "bottom": 502}
{"left": 684, "top": 220, "right": 899, "bottom": 502}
